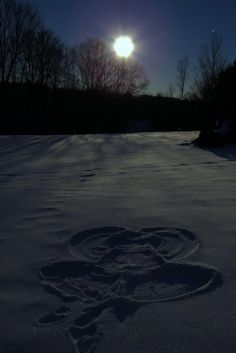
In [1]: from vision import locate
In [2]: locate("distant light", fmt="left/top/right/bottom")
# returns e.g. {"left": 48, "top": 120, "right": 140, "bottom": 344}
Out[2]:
{"left": 113, "top": 36, "right": 134, "bottom": 58}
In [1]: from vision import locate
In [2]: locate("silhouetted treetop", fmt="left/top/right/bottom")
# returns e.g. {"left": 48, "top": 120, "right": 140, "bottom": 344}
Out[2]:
{"left": 192, "top": 32, "right": 226, "bottom": 101}
{"left": 0, "top": 0, "right": 40, "bottom": 83}
{"left": 75, "top": 38, "right": 149, "bottom": 95}
{"left": 176, "top": 57, "right": 189, "bottom": 100}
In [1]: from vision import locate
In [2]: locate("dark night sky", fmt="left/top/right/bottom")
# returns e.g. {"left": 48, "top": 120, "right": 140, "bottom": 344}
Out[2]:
{"left": 27, "top": 0, "right": 236, "bottom": 93}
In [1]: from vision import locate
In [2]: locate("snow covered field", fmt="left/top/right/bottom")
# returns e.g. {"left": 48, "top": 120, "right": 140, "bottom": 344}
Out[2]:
{"left": 0, "top": 132, "right": 236, "bottom": 353}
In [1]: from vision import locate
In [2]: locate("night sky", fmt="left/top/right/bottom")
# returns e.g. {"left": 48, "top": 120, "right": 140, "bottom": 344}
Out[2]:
{"left": 27, "top": 0, "right": 236, "bottom": 93}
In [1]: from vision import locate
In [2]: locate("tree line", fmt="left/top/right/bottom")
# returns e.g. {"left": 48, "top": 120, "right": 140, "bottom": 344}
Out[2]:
{"left": 1, "top": 0, "right": 235, "bottom": 135}
{"left": 169, "top": 32, "right": 227, "bottom": 102}
{"left": 0, "top": 0, "right": 234, "bottom": 100}
{"left": 176, "top": 33, "right": 236, "bottom": 133}
{"left": 0, "top": 0, "right": 148, "bottom": 94}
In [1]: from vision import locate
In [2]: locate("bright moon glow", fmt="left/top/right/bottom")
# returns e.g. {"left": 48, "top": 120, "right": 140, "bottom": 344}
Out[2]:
{"left": 113, "top": 36, "right": 134, "bottom": 58}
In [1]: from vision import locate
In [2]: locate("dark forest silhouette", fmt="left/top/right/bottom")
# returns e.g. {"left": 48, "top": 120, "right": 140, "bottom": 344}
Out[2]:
{"left": 0, "top": 0, "right": 235, "bottom": 137}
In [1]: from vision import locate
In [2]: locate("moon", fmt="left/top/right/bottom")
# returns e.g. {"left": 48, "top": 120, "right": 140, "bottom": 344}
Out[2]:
{"left": 113, "top": 36, "right": 134, "bottom": 58}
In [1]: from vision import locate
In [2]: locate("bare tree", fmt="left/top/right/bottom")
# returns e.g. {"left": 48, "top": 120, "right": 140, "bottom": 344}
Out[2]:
{"left": 61, "top": 47, "right": 80, "bottom": 89}
{"left": 35, "top": 29, "right": 63, "bottom": 87}
{"left": 192, "top": 32, "right": 226, "bottom": 100}
{"left": 176, "top": 57, "right": 189, "bottom": 99}
{"left": 0, "top": 0, "right": 40, "bottom": 83}
{"left": 75, "top": 38, "right": 114, "bottom": 91}
{"left": 0, "top": 0, "right": 65, "bottom": 88}
{"left": 112, "top": 60, "right": 148, "bottom": 95}
{"left": 19, "top": 27, "right": 63, "bottom": 87}
{"left": 166, "top": 83, "right": 176, "bottom": 98}
{"left": 75, "top": 38, "right": 148, "bottom": 95}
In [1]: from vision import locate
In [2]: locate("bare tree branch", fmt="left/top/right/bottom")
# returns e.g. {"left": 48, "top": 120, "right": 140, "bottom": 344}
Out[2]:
{"left": 192, "top": 32, "right": 226, "bottom": 101}
{"left": 0, "top": 0, "right": 40, "bottom": 83}
{"left": 75, "top": 38, "right": 149, "bottom": 95}
{"left": 176, "top": 57, "right": 189, "bottom": 99}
